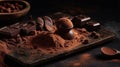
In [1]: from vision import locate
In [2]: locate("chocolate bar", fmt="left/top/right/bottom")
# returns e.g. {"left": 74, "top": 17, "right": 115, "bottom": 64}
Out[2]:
{"left": 19, "top": 23, "right": 36, "bottom": 36}
{"left": 36, "top": 17, "right": 44, "bottom": 31}
{"left": 0, "top": 26, "right": 20, "bottom": 38}
{"left": 43, "top": 16, "right": 54, "bottom": 33}
{"left": 72, "top": 15, "right": 91, "bottom": 27}
{"left": 85, "top": 21, "right": 101, "bottom": 31}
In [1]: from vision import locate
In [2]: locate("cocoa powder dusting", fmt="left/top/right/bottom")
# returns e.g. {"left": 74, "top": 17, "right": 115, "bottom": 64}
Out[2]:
{"left": 17, "top": 29, "right": 87, "bottom": 54}
{"left": 0, "top": 41, "right": 10, "bottom": 54}
{"left": 31, "top": 31, "right": 65, "bottom": 49}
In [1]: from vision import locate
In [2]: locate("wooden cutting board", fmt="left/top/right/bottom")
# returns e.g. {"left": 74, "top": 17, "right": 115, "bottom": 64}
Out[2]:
{"left": 1, "top": 12, "right": 115, "bottom": 67}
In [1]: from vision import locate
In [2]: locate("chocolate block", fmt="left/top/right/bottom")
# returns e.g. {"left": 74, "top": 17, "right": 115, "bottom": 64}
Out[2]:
{"left": 20, "top": 23, "right": 36, "bottom": 36}
{"left": 43, "top": 16, "right": 54, "bottom": 32}
{"left": 36, "top": 17, "right": 44, "bottom": 31}
{"left": 0, "top": 26, "right": 20, "bottom": 38}
{"left": 10, "top": 23, "right": 23, "bottom": 29}
{"left": 72, "top": 15, "right": 91, "bottom": 27}
{"left": 90, "top": 31, "right": 101, "bottom": 39}
{"left": 28, "top": 20, "right": 36, "bottom": 25}
{"left": 85, "top": 21, "right": 101, "bottom": 31}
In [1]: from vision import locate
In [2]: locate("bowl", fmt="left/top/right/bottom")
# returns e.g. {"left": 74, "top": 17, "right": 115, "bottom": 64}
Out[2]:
{"left": 0, "top": 0, "right": 30, "bottom": 20}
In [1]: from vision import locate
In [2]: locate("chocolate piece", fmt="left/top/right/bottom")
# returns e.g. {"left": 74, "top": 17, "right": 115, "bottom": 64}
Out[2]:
{"left": 56, "top": 18, "right": 73, "bottom": 32}
{"left": 63, "top": 29, "right": 76, "bottom": 40}
{"left": 85, "top": 21, "right": 101, "bottom": 31}
{"left": 16, "top": 34, "right": 22, "bottom": 43}
{"left": 10, "top": 23, "right": 22, "bottom": 29}
{"left": 43, "top": 16, "right": 54, "bottom": 32}
{"left": 19, "top": 29, "right": 28, "bottom": 36}
{"left": 28, "top": 30, "right": 36, "bottom": 36}
{"left": 36, "top": 17, "right": 44, "bottom": 31}
{"left": 72, "top": 15, "right": 91, "bottom": 27}
{"left": 82, "top": 39, "right": 89, "bottom": 44}
{"left": 28, "top": 20, "right": 36, "bottom": 25}
{"left": 0, "top": 23, "right": 22, "bottom": 37}
{"left": 0, "top": 26, "right": 20, "bottom": 38}
{"left": 20, "top": 23, "right": 36, "bottom": 36}
{"left": 90, "top": 31, "right": 100, "bottom": 39}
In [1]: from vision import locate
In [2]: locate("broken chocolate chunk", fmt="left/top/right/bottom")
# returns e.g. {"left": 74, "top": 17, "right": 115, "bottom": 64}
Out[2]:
{"left": 10, "top": 23, "right": 20, "bottom": 28}
{"left": 20, "top": 23, "right": 36, "bottom": 36}
{"left": 72, "top": 15, "right": 91, "bottom": 27}
{"left": 16, "top": 34, "right": 22, "bottom": 43}
{"left": 82, "top": 39, "right": 89, "bottom": 44}
{"left": 28, "top": 20, "right": 36, "bottom": 25}
{"left": 0, "top": 26, "right": 20, "bottom": 38}
{"left": 19, "top": 29, "right": 28, "bottom": 36}
{"left": 43, "top": 16, "right": 54, "bottom": 32}
{"left": 90, "top": 31, "right": 100, "bottom": 39}
{"left": 28, "top": 30, "right": 36, "bottom": 36}
{"left": 85, "top": 21, "right": 101, "bottom": 31}
{"left": 36, "top": 17, "right": 44, "bottom": 31}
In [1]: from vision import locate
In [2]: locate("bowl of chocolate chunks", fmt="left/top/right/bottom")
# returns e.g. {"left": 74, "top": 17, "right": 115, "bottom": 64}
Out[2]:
{"left": 0, "top": 0, "right": 30, "bottom": 20}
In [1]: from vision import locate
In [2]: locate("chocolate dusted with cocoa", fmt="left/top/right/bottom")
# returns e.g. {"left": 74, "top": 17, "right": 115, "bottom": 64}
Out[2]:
{"left": 56, "top": 18, "right": 73, "bottom": 32}
{"left": 0, "top": 26, "right": 20, "bottom": 38}
{"left": 43, "top": 16, "right": 55, "bottom": 33}
{"left": 19, "top": 23, "right": 36, "bottom": 36}
{"left": 55, "top": 18, "right": 75, "bottom": 40}
{"left": 9, "top": 23, "right": 22, "bottom": 29}
{"left": 36, "top": 17, "right": 44, "bottom": 31}
{"left": 90, "top": 31, "right": 101, "bottom": 39}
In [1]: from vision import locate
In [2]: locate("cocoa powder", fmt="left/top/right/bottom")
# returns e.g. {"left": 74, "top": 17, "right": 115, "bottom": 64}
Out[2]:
{"left": 101, "top": 47, "right": 116, "bottom": 55}
{"left": 31, "top": 31, "right": 65, "bottom": 49}
{"left": 0, "top": 41, "right": 10, "bottom": 54}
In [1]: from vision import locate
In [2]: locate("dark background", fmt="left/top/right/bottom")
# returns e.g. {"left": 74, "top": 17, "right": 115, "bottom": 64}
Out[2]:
{"left": 26, "top": 0, "right": 120, "bottom": 20}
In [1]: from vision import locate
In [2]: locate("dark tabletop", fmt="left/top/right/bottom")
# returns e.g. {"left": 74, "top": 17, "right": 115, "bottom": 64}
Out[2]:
{"left": 1, "top": 0, "right": 120, "bottom": 67}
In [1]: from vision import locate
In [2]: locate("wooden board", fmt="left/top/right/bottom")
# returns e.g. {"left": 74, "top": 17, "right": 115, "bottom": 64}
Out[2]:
{"left": 2, "top": 11, "right": 115, "bottom": 67}
{"left": 5, "top": 27, "right": 115, "bottom": 67}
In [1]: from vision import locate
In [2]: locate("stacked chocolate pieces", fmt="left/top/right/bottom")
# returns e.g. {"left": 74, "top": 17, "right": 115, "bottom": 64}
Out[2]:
{"left": 0, "top": 13, "right": 101, "bottom": 39}
{"left": 0, "top": 16, "right": 54, "bottom": 38}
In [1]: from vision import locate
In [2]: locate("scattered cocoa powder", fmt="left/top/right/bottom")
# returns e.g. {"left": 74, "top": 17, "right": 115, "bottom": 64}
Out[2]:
{"left": 9, "top": 28, "right": 89, "bottom": 54}
{"left": 0, "top": 41, "right": 10, "bottom": 54}
{"left": 31, "top": 31, "right": 65, "bottom": 49}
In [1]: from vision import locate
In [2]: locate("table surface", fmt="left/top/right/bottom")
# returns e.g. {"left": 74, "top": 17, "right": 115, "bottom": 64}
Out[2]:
{"left": 1, "top": 1, "right": 120, "bottom": 67}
